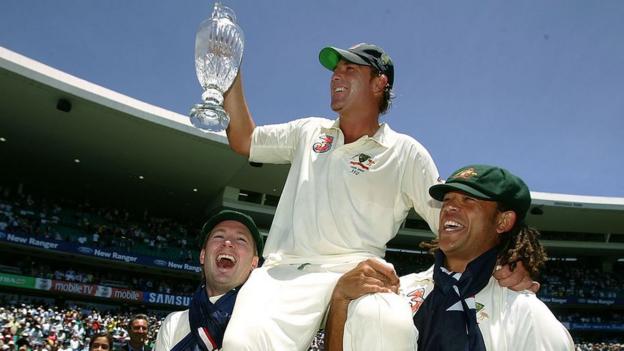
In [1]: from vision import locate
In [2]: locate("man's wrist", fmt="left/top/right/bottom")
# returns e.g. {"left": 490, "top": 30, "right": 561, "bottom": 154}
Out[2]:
{"left": 330, "top": 291, "right": 352, "bottom": 306}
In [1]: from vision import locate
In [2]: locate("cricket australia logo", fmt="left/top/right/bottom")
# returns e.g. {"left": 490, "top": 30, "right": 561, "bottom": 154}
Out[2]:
{"left": 476, "top": 302, "right": 489, "bottom": 322}
{"left": 349, "top": 153, "right": 375, "bottom": 175}
{"left": 312, "top": 134, "right": 334, "bottom": 153}
{"left": 407, "top": 288, "right": 426, "bottom": 314}
{"left": 452, "top": 167, "right": 478, "bottom": 180}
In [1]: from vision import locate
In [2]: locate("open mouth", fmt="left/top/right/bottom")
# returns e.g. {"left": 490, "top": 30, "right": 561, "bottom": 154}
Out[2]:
{"left": 216, "top": 254, "right": 236, "bottom": 269}
{"left": 443, "top": 220, "right": 464, "bottom": 232}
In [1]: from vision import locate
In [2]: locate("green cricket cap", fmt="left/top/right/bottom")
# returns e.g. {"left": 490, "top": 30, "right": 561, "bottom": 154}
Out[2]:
{"left": 200, "top": 210, "right": 264, "bottom": 257}
{"left": 429, "top": 165, "right": 532, "bottom": 220}
{"left": 319, "top": 43, "right": 394, "bottom": 89}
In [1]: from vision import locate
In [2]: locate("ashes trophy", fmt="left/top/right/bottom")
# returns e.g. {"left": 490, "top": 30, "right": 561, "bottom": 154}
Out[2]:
{"left": 190, "top": 1, "right": 244, "bottom": 131}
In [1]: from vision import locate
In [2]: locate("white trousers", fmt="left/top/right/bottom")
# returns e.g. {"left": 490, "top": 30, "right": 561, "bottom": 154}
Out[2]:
{"left": 343, "top": 292, "right": 418, "bottom": 351}
{"left": 222, "top": 262, "right": 351, "bottom": 350}
{"left": 222, "top": 260, "right": 416, "bottom": 351}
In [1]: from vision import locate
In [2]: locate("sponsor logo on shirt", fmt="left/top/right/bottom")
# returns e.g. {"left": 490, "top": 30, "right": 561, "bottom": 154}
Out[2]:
{"left": 407, "top": 287, "right": 426, "bottom": 314}
{"left": 312, "top": 134, "right": 334, "bottom": 153}
{"left": 349, "top": 153, "right": 375, "bottom": 175}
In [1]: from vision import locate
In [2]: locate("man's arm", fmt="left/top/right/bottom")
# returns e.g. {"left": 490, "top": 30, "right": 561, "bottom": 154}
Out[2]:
{"left": 223, "top": 71, "right": 255, "bottom": 157}
{"left": 325, "top": 259, "right": 399, "bottom": 351}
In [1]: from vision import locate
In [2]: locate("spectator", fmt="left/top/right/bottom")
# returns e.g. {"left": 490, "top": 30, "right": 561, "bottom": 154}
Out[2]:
{"left": 121, "top": 314, "right": 150, "bottom": 351}
{"left": 88, "top": 332, "right": 112, "bottom": 351}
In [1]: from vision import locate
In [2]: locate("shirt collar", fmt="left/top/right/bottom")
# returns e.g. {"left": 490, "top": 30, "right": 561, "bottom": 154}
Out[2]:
{"left": 321, "top": 118, "right": 397, "bottom": 148}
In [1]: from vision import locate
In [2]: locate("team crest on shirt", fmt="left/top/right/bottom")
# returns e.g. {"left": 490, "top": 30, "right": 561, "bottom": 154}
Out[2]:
{"left": 349, "top": 153, "right": 375, "bottom": 175}
{"left": 476, "top": 302, "right": 489, "bottom": 322}
{"left": 312, "top": 134, "right": 334, "bottom": 153}
{"left": 407, "top": 288, "right": 426, "bottom": 314}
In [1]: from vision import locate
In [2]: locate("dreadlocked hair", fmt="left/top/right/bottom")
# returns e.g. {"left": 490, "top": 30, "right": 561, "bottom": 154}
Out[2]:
{"left": 496, "top": 224, "right": 547, "bottom": 279}
{"left": 419, "top": 239, "right": 439, "bottom": 253}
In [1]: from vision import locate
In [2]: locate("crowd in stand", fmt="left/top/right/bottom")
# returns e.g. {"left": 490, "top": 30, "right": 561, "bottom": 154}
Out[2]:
{"left": 558, "top": 311, "right": 624, "bottom": 324}
{"left": 0, "top": 255, "right": 197, "bottom": 296}
{"left": 575, "top": 342, "right": 624, "bottom": 350}
{"left": 540, "top": 259, "right": 623, "bottom": 299}
{"left": 0, "top": 297, "right": 330, "bottom": 351}
{"left": 1, "top": 300, "right": 621, "bottom": 351}
{"left": 0, "top": 300, "right": 162, "bottom": 351}
{"left": 0, "top": 189, "right": 199, "bottom": 263}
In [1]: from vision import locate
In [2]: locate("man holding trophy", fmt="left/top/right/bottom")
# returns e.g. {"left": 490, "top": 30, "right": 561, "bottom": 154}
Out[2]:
{"left": 189, "top": 3, "right": 536, "bottom": 350}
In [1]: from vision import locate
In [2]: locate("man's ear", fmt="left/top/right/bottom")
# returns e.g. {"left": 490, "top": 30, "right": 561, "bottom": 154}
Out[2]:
{"left": 496, "top": 211, "right": 517, "bottom": 234}
{"left": 199, "top": 249, "right": 206, "bottom": 265}
{"left": 373, "top": 74, "right": 388, "bottom": 95}
{"left": 251, "top": 256, "right": 259, "bottom": 270}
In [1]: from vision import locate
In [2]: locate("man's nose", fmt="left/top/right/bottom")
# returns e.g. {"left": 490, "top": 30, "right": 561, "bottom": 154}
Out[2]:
{"left": 443, "top": 201, "right": 459, "bottom": 212}
{"left": 332, "top": 69, "right": 344, "bottom": 81}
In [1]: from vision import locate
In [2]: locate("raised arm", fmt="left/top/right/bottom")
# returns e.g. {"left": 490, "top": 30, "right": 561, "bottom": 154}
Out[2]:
{"left": 224, "top": 71, "right": 255, "bottom": 157}
{"left": 325, "top": 259, "right": 399, "bottom": 351}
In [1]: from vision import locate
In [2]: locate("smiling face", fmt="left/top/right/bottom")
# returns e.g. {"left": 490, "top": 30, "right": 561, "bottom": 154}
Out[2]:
{"left": 330, "top": 60, "right": 381, "bottom": 115}
{"left": 200, "top": 220, "right": 259, "bottom": 296}
{"left": 438, "top": 191, "right": 515, "bottom": 271}
{"left": 128, "top": 318, "right": 148, "bottom": 346}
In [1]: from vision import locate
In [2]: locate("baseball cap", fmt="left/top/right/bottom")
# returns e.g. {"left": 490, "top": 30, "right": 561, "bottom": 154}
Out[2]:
{"left": 429, "top": 164, "right": 531, "bottom": 221}
{"left": 200, "top": 210, "right": 264, "bottom": 256}
{"left": 319, "top": 43, "right": 394, "bottom": 88}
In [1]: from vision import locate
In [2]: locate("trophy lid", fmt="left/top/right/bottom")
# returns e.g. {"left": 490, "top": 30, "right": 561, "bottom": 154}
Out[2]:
{"left": 212, "top": 2, "right": 237, "bottom": 23}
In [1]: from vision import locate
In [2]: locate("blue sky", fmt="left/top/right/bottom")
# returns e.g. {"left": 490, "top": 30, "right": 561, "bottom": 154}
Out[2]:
{"left": 2, "top": 1, "right": 623, "bottom": 197}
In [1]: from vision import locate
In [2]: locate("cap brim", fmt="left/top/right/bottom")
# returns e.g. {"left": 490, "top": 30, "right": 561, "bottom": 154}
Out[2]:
{"left": 319, "top": 47, "right": 370, "bottom": 71}
{"left": 429, "top": 183, "right": 493, "bottom": 202}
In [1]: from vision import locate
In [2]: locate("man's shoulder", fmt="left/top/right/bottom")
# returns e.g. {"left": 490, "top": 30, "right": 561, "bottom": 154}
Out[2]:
{"left": 161, "top": 310, "right": 189, "bottom": 327}
{"left": 500, "top": 287, "right": 565, "bottom": 325}
{"left": 256, "top": 117, "right": 334, "bottom": 136}
{"left": 503, "top": 288, "right": 542, "bottom": 308}
{"left": 273, "top": 116, "right": 332, "bottom": 126}
{"left": 400, "top": 265, "right": 434, "bottom": 290}
{"left": 381, "top": 123, "right": 432, "bottom": 155}
{"left": 293, "top": 116, "right": 335, "bottom": 129}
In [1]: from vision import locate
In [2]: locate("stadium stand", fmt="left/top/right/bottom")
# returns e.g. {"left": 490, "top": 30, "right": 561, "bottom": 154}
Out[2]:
{"left": 1, "top": 46, "right": 623, "bottom": 349}
{"left": 0, "top": 301, "right": 163, "bottom": 350}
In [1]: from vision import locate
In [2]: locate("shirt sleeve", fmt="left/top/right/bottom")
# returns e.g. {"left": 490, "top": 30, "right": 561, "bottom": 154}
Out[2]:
{"left": 249, "top": 119, "right": 308, "bottom": 164}
{"left": 401, "top": 140, "right": 441, "bottom": 235}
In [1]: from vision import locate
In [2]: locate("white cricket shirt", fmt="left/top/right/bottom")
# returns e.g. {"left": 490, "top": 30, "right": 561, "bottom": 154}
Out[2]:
{"left": 250, "top": 117, "right": 440, "bottom": 264}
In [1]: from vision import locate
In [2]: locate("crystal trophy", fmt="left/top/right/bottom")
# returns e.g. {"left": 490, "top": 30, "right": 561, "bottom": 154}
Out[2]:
{"left": 190, "top": 2, "right": 244, "bottom": 131}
